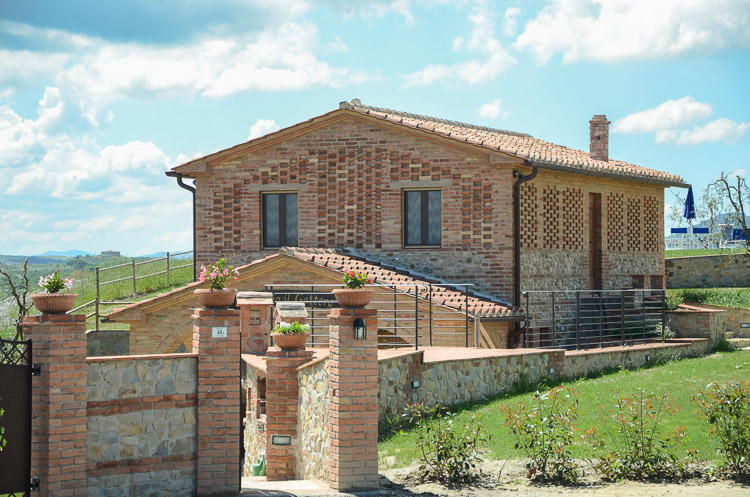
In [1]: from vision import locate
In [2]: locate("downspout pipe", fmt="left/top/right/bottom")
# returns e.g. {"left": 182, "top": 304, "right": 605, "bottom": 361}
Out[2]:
{"left": 513, "top": 159, "right": 538, "bottom": 309}
{"left": 165, "top": 171, "right": 197, "bottom": 281}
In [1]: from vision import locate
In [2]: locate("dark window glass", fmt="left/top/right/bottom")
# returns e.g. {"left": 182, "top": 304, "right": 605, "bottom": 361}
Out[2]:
{"left": 404, "top": 190, "right": 441, "bottom": 247}
{"left": 262, "top": 193, "right": 298, "bottom": 248}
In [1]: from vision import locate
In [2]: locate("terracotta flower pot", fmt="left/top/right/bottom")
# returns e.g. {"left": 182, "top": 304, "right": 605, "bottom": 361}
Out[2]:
{"left": 271, "top": 332, "right": 309, "bottom": 350}
{"left": 194, "top": 288, "right": 237, "bottom": 308}
{"left": 30, "top": 292, "right": 78, "bottom": 314}
{"left": 332, "top": 288, "right": 374, "bottom": 308}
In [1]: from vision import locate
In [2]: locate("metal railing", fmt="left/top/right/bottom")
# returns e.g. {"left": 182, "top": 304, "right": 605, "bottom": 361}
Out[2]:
{"left": 522, "top": 289, "right": 667, "bottom": 350}
{"left": 265, "top": 283, "right": 478, "bottom": 349}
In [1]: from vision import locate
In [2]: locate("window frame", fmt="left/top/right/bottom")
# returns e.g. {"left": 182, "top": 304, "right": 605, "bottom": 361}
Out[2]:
{"left": 402, "top": 188, "right": 442, "bottom": 248}
{"left": 261, "top": 191, "right": 298, "bottom": 249}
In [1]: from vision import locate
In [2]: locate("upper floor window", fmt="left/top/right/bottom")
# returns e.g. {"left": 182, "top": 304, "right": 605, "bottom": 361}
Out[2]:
{"left": 262, "top": 192, "right": 298, "bottom": 248}
{"left": 404, "top": 190, "right": 441, "bottom": 247}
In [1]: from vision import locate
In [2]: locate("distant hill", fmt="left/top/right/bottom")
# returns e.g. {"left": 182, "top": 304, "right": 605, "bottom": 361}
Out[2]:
{"left": 0, "top": 254, "right": 71, "bottom": 266}
{"left": 39, "top": 250, "right": 93, "bottom": 257}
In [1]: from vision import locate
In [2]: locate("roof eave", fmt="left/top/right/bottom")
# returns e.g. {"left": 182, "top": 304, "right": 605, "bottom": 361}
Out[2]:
{"left": 528, "top": 158, "right": 689, "bottom": 188}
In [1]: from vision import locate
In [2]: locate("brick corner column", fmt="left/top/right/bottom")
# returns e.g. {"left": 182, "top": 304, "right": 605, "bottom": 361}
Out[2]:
{"left": 264, "top": 347, "right": 313, "bottom": 480}
{"left": 328, "top": 307, "right": 379, "bottom": 491}
{"left": 192, "top": 308, "right": 241, "bottom": 497}
{"left": 237, "top": 292, "right": 273, "bottom": 355}
{"left": 23, "top": 313, "right": 88, "bottom": 497}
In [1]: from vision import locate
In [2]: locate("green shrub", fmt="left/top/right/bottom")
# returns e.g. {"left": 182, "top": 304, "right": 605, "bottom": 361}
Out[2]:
{"left": 666, "top": 294, "right": 684, "bottom": 310}
{"left": 499, "top": 386, "right": 581, "bottom": 482}
{"left": 587, "top": 390, "right": 691, "bottom": 480}
{"left": 409, "top": 403, "right": 489, "bottom": 483}
{"left": 694, "top": 380, "right": 750, "bottom": 473}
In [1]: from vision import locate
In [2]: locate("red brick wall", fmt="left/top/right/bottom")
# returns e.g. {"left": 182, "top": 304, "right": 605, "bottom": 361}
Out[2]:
{"left": 193, "top": 118, "right": 519, "bottom": 301}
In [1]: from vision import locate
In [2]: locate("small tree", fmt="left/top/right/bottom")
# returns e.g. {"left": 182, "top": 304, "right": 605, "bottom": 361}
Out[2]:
{"left": 705, "top": 172, "right": 750, "bottom": 252}
{"left": 0, "top": 259, "right": 33, "bottom": 340}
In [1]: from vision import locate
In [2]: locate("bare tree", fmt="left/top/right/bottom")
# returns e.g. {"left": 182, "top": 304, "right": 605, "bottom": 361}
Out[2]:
{"left": 705, "top": 172, "right": 750, "bottom": 252}
{"left": 0, "top": 259, "right": 33, "bottom": 340}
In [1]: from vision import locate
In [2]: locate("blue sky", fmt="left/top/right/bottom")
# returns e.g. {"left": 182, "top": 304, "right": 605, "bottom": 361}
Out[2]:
{"left": 1, "top": 0, "right": 749, "bottom": 256}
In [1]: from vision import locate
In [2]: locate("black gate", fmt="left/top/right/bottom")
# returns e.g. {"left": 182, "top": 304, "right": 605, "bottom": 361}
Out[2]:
{"left": 0, "top": 338, "right": 33, "bottom": 497}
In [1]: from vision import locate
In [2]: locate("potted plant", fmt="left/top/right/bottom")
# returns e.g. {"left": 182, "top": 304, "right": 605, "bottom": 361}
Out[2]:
{"left": 194, "top": 258, "right": 239, "bottom": 308}
{"left": 31, "top": 271, "right": 77, "bottom": 314}
{"left": 332, "top": 269, "right": 374, "bottom": 308}
{"left": 270, "top": 321, "right": 310, "bottom": 350}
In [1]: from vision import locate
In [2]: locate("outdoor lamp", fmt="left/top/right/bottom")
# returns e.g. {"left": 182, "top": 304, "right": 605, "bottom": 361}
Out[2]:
{"left": 354, "top": 318, "right": 366, "bottom": 339}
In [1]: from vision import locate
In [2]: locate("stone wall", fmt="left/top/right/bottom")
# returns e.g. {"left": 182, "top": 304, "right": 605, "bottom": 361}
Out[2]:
{"left": 87, "top": 329, "right": 130, "bottom": 356}
{"left": 666, "top": 252, "right": 750, "bottom": 289}
{"left": 86, "top": 354, "right": 198, "bottom": 497}
{"left": 296, "top": 358, "right": 330, "bottom": 481}
{"left": 667, "top": 304, "right": 727, "bottom": 346}
{"left": 243, "top": 363, "right": 266, "bottom": 476}
{"left": 378, "top": 350, "right": 553, "bottom": 426}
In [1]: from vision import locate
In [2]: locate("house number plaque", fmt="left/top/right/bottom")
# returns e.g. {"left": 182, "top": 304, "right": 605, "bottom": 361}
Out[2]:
{"left": 212, "top": 326, "right": 228, "bottom": 338}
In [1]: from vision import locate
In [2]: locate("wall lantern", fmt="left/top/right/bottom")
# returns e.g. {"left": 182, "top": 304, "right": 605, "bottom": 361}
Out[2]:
{"left": 411, "top": 379, "right": 420, "bottom": 389}
{"left": 354, "top": 318, "right": 366, "bottom": 339}
{"left": 272, "top": 435, "right": 292, "bottom": 446}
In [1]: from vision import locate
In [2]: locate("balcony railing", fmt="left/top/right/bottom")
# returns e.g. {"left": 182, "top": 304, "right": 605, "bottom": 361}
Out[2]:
{"left": 522, "top": 289, "right": 667, "bottom": 350}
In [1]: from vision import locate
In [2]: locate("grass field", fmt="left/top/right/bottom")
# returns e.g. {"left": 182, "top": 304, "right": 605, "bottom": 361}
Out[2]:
{"left": 667, "top": 287, "right": 750, "bottom": 309}
{"left": 379, "top": 351, "right": 750, "bottom": 467}
{"left": 665, "top": 248, "right": 747, "bottom": 258}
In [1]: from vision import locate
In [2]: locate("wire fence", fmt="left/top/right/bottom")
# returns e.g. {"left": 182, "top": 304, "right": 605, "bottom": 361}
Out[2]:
{"left": 68, "top": 251, "right": 194, "bottom": 330}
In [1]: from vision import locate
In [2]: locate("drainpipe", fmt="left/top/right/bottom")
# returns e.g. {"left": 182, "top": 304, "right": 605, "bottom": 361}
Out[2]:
{"left": 513, "top": 159, "right": 538, "bottom": 308}
{"left": 165, "top": 171, "right": 197, "bottom": 281}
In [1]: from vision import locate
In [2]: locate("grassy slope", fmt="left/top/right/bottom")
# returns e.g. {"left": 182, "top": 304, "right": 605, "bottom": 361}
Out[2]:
{"left": 667, "top": 287, "right": 750, "bottom": 309}
{"left": 379, "top": 351, "right": 750, "bottom": 467}
{"left": 665, "top": 248, "right": 747, "bottom": 258}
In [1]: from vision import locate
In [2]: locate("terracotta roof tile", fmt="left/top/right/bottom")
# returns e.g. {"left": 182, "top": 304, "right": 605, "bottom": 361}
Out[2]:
{"left": 340, "top": 100, "right": 687, "bottom": 187}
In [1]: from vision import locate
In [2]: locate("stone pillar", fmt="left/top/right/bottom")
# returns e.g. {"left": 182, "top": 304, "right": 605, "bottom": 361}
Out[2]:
{"left": 264, "top": 347, "right": 313, "bottom": 480}
{"left": 23, "top": 314, "right": 88, "bottom": 497}
{"left": 237, "top": 292, "right": 273, "bottom": 355}
{"left": 192, "top": 308, "right": 241, "bottom": 497}
{"left": 327, "top": 307, "right": 379, "bottom": 491}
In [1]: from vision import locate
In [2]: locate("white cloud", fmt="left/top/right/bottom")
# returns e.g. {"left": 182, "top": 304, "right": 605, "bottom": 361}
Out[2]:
{"left": 403, "top": 0, "right": 516, "bottom": 86}
{"left": 515, "top": 0, "right": 750, "bottom": 64}
{"left": 728, "top": 168, "right": 747, "bottom": 179}
{"left": 476, "top": 98, "right": 507, "bottom": 119}
{"left": 612, "top": 96, "right": 713, "bottom": 134}
{"left": 248, "top": 119, "right": 281, "bottom": 140}
{"left": 502, "top": 7, "right": 521, "bottom": 36}
{"left": 656, "top": 118, "right": 750, "bottom": 145}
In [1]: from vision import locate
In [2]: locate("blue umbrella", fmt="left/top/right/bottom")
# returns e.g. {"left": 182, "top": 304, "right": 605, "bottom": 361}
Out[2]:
{"left": 683, "top": 186, "right": 696, "bottom": 220}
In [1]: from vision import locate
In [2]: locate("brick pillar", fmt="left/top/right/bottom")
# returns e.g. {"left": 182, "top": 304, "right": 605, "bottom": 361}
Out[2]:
{"left": 328, "top": 308, "right": 379, "bottom": 491}
{"left": 237, "top": 292, "right": 273, "bottom": 355}
{"left": 192, "top": 308, "right": 241, "bottom": 497}
{"left": 264, "top": 348, "right": 313, "bottom": 480}
{"left": 23, "top": 314, "right": 87, "bottom": 497}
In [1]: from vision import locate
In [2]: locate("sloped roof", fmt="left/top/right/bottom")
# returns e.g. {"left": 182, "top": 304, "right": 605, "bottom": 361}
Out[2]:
{"left": 105, "top": 249, "right": 519, "bottom": 322}
{"left": 285, "top": 248, "right": 518, "bottom": 318}
{"left": 340, "top": 100, "right": 686, "bottom": 187}
{"left": 171, "top": 99, "right": 687, "bottom": 188}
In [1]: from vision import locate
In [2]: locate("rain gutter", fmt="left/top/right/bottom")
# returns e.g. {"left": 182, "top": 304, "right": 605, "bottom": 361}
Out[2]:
{"left": 165, "top": 170, "right": 197, "bottom": 281}
{"left": 513, "top": 160, "right": 538, "bottom": 309}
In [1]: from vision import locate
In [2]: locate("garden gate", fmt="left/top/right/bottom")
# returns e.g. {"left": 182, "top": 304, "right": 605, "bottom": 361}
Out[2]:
{"left": 0, "top": 338, "right": 35, "bottom": 496}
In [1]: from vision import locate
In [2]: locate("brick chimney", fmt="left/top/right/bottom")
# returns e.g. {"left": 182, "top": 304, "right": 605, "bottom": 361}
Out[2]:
{"left": 589, "top": 115, "right": 610, "bottom": 162}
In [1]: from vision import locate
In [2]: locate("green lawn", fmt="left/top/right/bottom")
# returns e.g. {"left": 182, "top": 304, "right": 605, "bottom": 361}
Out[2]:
{"left": 667, "top": 287, "right": 750, "bottom": 309}
{"left": 379, "top": 351, "right": 750, "bottom": 467}
{"left": 666, "top": 248, "right": 746, "bottom": 258}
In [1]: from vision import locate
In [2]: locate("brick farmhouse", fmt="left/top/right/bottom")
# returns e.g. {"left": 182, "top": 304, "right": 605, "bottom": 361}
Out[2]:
{"left": 107, "top": 99, "right": 687, "bottom": 351}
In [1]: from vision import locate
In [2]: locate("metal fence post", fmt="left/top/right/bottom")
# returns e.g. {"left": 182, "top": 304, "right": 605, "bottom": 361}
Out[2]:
{"left": 661, "top": 290, "right": 666, "bottom": 343}
{"left": 131, "top": 259, "right": 137, "bottom": 295}
{"left": 80, "top": 267, "right": 84, "bottom": 306}
{"left": 310, "top": 285, "right": 315, "bottom": 348}
{"left": 641, "top": 290, "right": 646, "bottom": 345}
{"left": 166, "top": 252, "right": 170, "bottom": 287}
{"left": 551, "top": 292, "right": 556, "bottom": 346}
{"left": 524, "top": 292, "right": 529, "bottom": 348}
{"left": 393, "top": 286, "right": 398, "bottom": 349}
{"left": 576, "top": 290, "right": 581, "bottom": 350}
{"left": 621, "top": 292, "right": 625, "bottom": 346}
{"left": 464, "top": 288, "right": 469, "bottom": 348}
{"left": 599, "top": 292, "right": 604, "bottom": 348}
{"left": 428, "top": 284, "right": 433, "bottom": 347}
{"left": 95, "top": 268, "right": 100, "bottom": 332}
{"left": 414, "top": 288, "right": 419, "bottom": 350}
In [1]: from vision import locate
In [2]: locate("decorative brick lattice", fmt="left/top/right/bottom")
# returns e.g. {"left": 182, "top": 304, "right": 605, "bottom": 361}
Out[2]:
{"left": 542, "top": 185, "right": 562, "bottom": 249}
{"left": 607, "top": 193, "right": 625, "bottom": 252}
{"left": 520, "top": 183, "right": 538, "bottom": 248}
{"left": 643, "top": 196, "right": 659, "bottom": 252}
{"left": 561, "top": 187, "right": 583, "bottom": 250}
{"left": 627, "top": 197, "right": 642, "bottom": 252}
